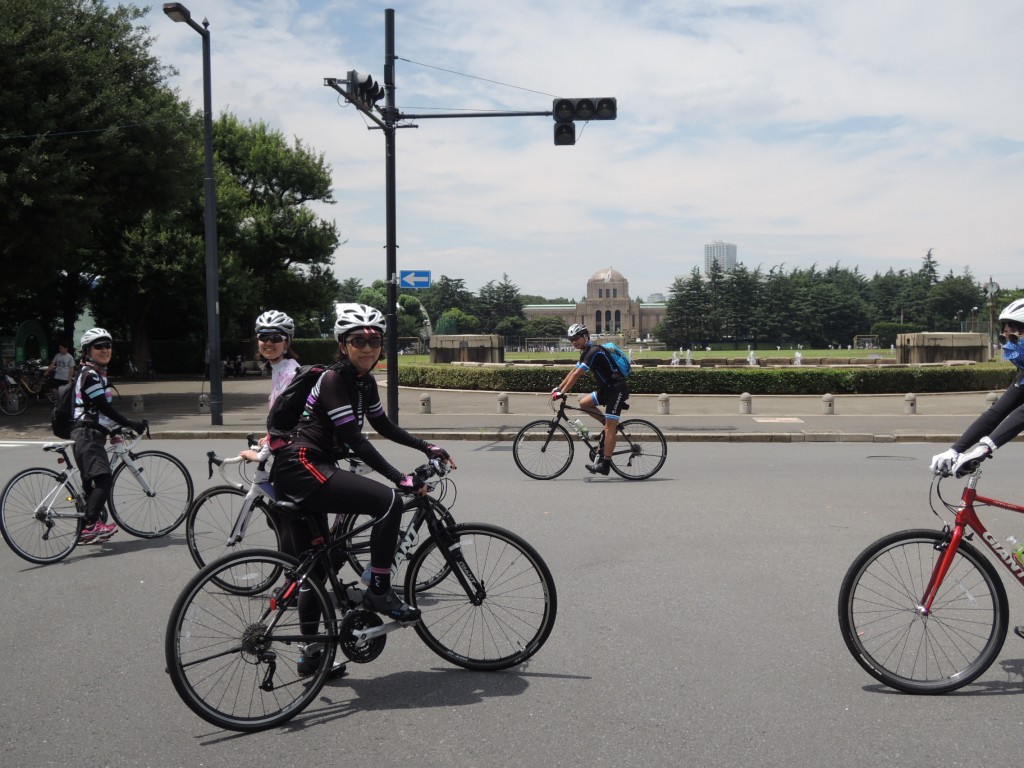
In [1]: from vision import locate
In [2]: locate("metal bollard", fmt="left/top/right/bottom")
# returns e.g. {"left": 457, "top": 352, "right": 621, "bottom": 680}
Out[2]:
{"left": 986, "top": 392, "right": 999, "bottom": 411}
{"left": 739, "top": 392, "right": 752, "bottom": 415}
{"left": 131, "top": 395, "right": 144, "bottom": 414}
{"left": 419, "top": 393, "right": 431, "bottom": 414}
{"left": 198, "top": 393, "right": 210, "bottom": 413}
{"left": 904, "top": 392, "right": 917, "bottom": 415}
{"left": 822, "top": 393, "right": 834, "bottom": 415}
{"left": 497, "top": 392, "right": 509, "bottom": 414}
{"left": 658, "top": 393, "right": 670, "bottom": 415}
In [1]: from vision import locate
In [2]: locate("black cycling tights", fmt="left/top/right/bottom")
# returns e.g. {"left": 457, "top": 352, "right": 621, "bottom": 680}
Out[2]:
{"left": 277, "top": 471, "right": 405, "bottom": 638}
{"left": 83, "top": 474, "right": 112, "bottom": 525}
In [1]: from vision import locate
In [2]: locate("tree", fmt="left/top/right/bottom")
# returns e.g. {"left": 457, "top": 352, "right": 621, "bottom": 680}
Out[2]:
{"left": 476, "top": 273, "right": 524, "bottom": 333}
{"left": 420, "top": 275, "right": 474, "bottom": 322}
{"left": 0, "top": 0, "right": 196, "bottom": 339}
{"left": 94, "top": 113, "right": 342, "bottom": 361}
{"left": 337, "top": 278, "right": 364, "bottom": 303}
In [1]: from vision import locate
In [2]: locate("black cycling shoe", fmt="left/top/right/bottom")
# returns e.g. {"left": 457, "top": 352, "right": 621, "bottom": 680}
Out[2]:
{"left": 363, "top": 588, "right": 421, "bottom": 623}
{"left": 585, "top": 458, "right": 611, "bottom": 475}
{"left": 296, "top": 643, "right": 347, "bottom": 679}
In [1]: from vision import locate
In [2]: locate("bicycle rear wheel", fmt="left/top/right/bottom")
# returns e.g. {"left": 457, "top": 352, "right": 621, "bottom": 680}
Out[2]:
{"left": 185, "top": 486, "right": 280, "bottom": 570}
{"left": 165, "top": 549, "right": 338, "bottom": 732}
{"left": 838, "top": 528, "right": 1008, "bottom": 693}
{"left": 407, "top": 523, "right": 557, "bottom": 671}
{"left": 610, "top": 419, "right": 667, "bottom": 480}
{"left": 110, "top": 450, "right": 193, "bottom": 537}
{"left": 512, "top": 420, "right": 574, "bottom": 479}
{"left": 0, "top": 468, "right": 83, "bottom": 564}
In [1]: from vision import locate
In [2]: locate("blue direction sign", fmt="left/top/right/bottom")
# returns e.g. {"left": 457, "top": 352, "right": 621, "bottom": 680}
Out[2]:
{"left": 399, "top": 270, "right": 431, "bottom": 289}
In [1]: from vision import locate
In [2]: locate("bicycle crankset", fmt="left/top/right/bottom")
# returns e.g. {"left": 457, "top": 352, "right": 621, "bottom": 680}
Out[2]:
{"left": 339, "top": 609, "right": 386, "bottom": 663}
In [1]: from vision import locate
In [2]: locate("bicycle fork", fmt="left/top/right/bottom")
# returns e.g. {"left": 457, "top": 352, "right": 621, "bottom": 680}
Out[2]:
{"left": 918, "top": 524, "right": 965, "bottom": 616}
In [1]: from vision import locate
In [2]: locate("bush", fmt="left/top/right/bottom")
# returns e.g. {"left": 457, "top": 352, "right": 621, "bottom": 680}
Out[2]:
{"left": 394, "top": 362, "right": 1015, "bottom": 395}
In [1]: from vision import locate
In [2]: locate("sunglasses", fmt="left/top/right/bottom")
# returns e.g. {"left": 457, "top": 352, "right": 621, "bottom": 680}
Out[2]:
{"left": 1000, "top": 333, "right": 1021, "bottom": 345}
{"left": 258, "top": 334, "right": 286, "bottom": 344}
{"left": 91, "top": 342, "right": 112, "bottom": 350}
{"left": 347, "top": 336, "right": 383, "bottom": 349}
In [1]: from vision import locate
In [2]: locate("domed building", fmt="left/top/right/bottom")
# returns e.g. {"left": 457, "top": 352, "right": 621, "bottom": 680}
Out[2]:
{"left": 523, "top": 267, "right": 665, "bottom": 341}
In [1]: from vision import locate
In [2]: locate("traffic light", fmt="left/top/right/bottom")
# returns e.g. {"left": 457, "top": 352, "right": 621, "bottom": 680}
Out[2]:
{"left": 552, "top": 97, "right": 616, "bottom": 145}
{"left": 347, "top": 69, "right": 384, "bottom": 110}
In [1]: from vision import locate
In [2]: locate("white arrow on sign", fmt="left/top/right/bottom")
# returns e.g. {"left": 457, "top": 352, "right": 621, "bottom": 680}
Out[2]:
{"left": 399, "top": 270, "right": 431, "bottom": 289}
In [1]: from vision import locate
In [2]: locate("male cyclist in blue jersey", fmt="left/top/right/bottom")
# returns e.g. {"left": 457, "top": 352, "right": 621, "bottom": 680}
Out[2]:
{"left": 551, "top": 323, "right": 629, "bottom": 475}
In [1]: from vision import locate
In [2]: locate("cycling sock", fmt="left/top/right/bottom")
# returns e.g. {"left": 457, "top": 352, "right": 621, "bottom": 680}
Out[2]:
{"left": 369, "top": 567, "right": 391, "bottom": 594}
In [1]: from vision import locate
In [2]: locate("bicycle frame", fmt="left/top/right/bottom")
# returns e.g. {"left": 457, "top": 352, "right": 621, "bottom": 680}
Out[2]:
{"left": 921, "top": 468, "right": 1024, "bottom": 613}
{"left": 35, "top": 431, "right": 151, "bottom": 523}
{"left": 263, "top": 461, "right": 474, "bottom": 647}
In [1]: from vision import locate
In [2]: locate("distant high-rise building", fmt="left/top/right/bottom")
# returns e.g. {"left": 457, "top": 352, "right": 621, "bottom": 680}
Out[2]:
{"left": 704, "top": 241, "right": 737, "bottom": 274}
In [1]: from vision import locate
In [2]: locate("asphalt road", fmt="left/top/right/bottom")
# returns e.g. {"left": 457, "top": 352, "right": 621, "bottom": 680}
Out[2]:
{"left": 2, "top": 438, "right": 1024, "bottom": 768}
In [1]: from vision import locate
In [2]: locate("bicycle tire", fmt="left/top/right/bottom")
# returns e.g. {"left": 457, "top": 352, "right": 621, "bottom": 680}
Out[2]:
{"left": 838, "top": 528, "right": 1008, "bottom": 694}
{"left": 165, "top": 549, "right": 338, "bottom": 732}
{"left": 512, "top": 420, "right": 574, "bottom": 480}
{"left": 407, "top": 523, "right": 557, "bottom": 671}
{"left": 0, "top": 468, "right": 83, "bottom": 564}
{"left": 1, "top": 387, "right": 28, "bottom": 416}
{"left": 610, "top": 419, "right": 667, "bottom": 480}
{"left": 185, "top": 486, "right": 280, "bottom": 570}
{"left": 110, "top": 450, "right": 193, "bottom": 538}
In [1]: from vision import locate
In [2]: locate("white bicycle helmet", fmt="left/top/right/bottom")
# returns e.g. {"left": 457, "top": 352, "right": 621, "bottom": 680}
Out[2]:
{"left": 334, "top": 303, "right": 386, "bottom": 341}
{"left": 80, "top": 327, "right": 112, "bottom": 351}
{"left": 255, "top": 310, "right": 295, "bottom": 338}
{"left": 567, "top": 323, "right": 588, "bottom": 339}
{"left": 999, "top": 299, "right": 1024, "bottom": 326}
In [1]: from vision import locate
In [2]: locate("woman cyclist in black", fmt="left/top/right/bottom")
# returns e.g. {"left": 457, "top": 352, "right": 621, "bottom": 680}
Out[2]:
{"left": 271, "top": 303, "right": 453, "bottom": 674}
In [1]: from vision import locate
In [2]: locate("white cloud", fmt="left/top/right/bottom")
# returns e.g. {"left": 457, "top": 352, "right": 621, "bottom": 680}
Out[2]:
{"left": 133, "top": 0, "right": 1024, "bottom": 299}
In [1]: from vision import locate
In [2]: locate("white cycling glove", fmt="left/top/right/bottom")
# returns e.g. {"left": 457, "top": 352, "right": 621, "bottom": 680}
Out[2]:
{"left": 929, "top": 448, "right": 960, "bottom": 475}
{"left": 950, "top": 437, "right": 997, "bottom": 477}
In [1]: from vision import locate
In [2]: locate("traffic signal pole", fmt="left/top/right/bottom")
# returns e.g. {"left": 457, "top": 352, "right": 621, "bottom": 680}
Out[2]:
{"left": 324, "top": 7, "right": 615, "bottom": 422}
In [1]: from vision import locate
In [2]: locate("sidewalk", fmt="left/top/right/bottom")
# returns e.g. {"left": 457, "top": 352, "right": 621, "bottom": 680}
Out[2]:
{"left": 0, "top": 373, "right": 1000, "bottom": 443}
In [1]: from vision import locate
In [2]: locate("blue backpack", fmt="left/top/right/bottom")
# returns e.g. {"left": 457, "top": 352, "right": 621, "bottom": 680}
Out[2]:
{"left": 602, "top": 342, "right": 631, "bottom": 378}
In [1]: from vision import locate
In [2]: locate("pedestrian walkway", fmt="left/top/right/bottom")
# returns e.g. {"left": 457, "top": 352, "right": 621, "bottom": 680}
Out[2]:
{"left": 0, "top": 373, "right": 1003, "bottom": 443}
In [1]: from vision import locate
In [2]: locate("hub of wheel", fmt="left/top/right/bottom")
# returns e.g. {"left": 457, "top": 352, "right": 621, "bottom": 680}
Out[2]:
{"left": 240, "top": 622, "right": 269, "bottom": 662}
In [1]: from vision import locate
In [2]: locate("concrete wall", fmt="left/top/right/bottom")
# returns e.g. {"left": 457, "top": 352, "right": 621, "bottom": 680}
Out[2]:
{"left": 429, "top": 335, "right": 505, "bottom": 364}
{"left": 897, "top": 332, "right": 991, "bottom": 364}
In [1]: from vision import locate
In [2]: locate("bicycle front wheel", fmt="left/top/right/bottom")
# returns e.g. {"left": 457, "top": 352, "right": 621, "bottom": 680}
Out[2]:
{"left": 512, "top": 420, "right": 574, "bottom": 480}
{"left": 1, "top": 387, "right": 28, "bottom": 416}
{"left": 0, "top": 468, "right": 83, "bottom": 564}
{"left": 185, "top": 486, "right": 280, "bottom": 570}
{"left": 165, "top": 549, "right": 338, "bottom": 732}
{"left": 610, "top": 419, "right": 667, "bottom": 480}
{"left": 110, "top": 450, "right": 193, "bottom": 537}
{"left": 407, "top": 523, "right": 557, "bottom": 671}
{"left": 838, "top": 528, "right": 1008, "bottom": 694}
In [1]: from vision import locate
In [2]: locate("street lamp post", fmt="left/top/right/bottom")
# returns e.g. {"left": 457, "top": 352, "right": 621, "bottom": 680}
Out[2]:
{"left": 163, "top": 2, "right": 223, "bottom": 425}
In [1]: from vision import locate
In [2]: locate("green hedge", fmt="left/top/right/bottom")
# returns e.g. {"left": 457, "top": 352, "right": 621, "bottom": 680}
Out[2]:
{"left": 394, "top": 363, "right": 1016, "bottom": 395}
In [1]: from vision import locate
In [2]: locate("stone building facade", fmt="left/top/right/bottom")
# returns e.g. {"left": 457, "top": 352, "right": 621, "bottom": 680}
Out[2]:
{"left": 523, "top": 267, "right": 665, "bottom": 340}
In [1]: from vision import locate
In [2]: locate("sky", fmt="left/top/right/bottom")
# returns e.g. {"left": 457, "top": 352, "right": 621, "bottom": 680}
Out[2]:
{"left": 130, "top": 0, "right": 1024, "bottom": 301}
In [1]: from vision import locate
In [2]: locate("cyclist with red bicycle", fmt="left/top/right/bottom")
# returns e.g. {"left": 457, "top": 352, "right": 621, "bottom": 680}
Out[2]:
{"left": 931, "top": 298, "right": 1024, "bottom": 478}
{"left": 551, "top": 323, "right": 629, "bottom": 476}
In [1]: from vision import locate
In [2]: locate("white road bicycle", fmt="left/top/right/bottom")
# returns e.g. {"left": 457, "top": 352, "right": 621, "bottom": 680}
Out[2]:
{"left": 0, "top": 426, "right": 194, "bottom": 564}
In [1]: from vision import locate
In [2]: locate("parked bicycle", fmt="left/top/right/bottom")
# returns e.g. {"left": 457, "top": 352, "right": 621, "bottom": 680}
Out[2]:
{"left": 0, "top": 425, "right": 194, "bottom": 564}
{"left": 165, "top": 458, "right": 557, "bottom": 732}
{"left": 0, "top": 360, "right": 54, "bottom": 415}
{"left": 838, "top": 462, "right": 1024, "bottom": 693}
{"left": 512, "top": 394, "right": 667, "bottom": 480}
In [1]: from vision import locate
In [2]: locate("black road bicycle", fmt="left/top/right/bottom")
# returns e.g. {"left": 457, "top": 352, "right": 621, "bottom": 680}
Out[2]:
{"left": 512, "top": 394, "right": 667, "bottom": 480}
{"left": 164, "top": 458, "right": 557, "bottom": 732}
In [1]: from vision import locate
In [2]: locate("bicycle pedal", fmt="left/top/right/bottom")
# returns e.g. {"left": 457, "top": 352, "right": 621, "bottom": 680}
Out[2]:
{"left": 1014, "top": 626, "right": 1024, "bottom": 642}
